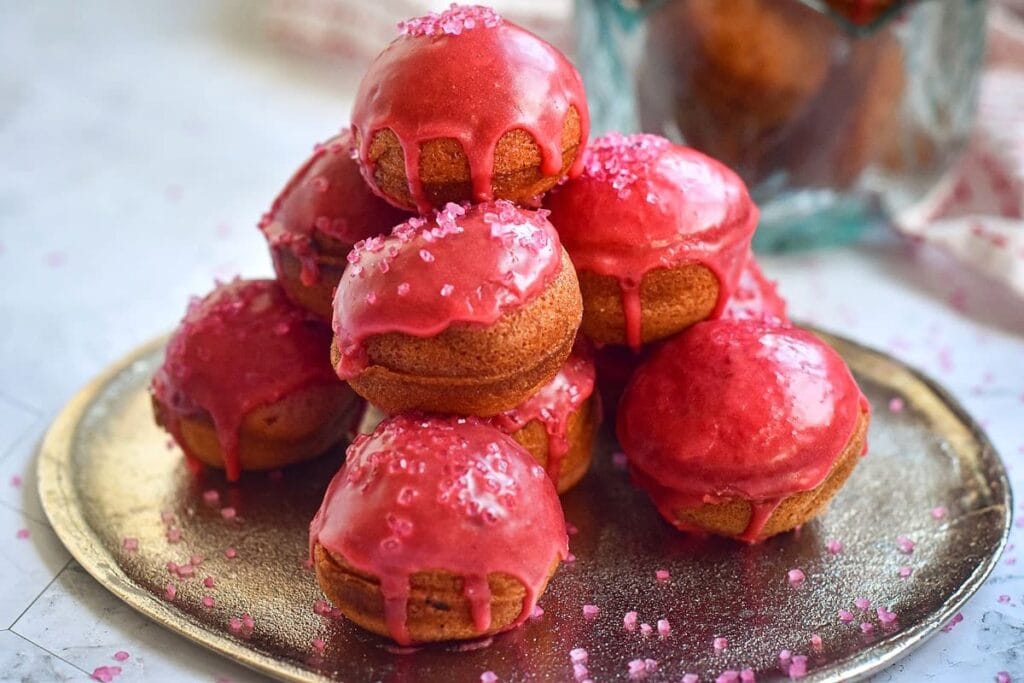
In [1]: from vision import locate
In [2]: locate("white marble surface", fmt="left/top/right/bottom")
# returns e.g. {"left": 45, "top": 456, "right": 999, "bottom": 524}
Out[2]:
{"left": 0, "top": 1, "right": 1021, "bottom": 681}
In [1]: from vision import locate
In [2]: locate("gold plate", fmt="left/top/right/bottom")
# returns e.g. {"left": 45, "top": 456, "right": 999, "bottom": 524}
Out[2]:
{"left": 37, "top": 332, "right": 1011, "bottom": 682}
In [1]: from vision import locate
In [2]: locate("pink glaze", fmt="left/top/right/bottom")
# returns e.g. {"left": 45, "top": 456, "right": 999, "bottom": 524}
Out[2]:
{"left": 332, "top": 201, "right": 564, "bottom": 379}
{"left": 352, "top": 5, "right": 589, "bottom": 213}
{"left": 309, "top": 415, "right": 567, "bottom": 645}
{"left": 545, "top": 133, "right": 758, "bottom": 349}
{"left": 722, "top": 254, "right": 788, "bottom": 322}
{"left": 490, "top": 341, "right": 596, "bottom": 483}
{"left": 151, "top": 279, "right": 342, "bottom": 481}
{"left": 259, "top": 130, "right": 411, "bottom": 287}
{"left": 618, "top": 319, "right": 869, "bottom": 542}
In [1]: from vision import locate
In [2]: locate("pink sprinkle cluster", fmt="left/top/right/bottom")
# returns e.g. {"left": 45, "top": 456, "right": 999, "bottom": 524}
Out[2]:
{"left": 228, "top": 612, "right": 256, "bottom": 635}
{"left": 582, "top": 604, "right": 600, "bottom": 619}
{"left": 854, "top": 597, "right": 871, "bottom": 610}
{"left": 582, "top": 133, "right": 671, "bottom": 199}
{"left": 877, "top": 606, "right": 897, "bottom": 625}
{"left": 896, "top": 535, "right": 916, "bottom": 554}
{"left": 91, "top": 666, "right": 122, "bottom": 682}
{"left": 942, "top": 612, "right": 964, "bottom": 632}
{"left": 826, "top": 539, "right": 843, "bottom": 554}
{"left": 627, "top": 658, "right": 657, "bottom": 679}
{"left": 713, "top": 636, "right": 728, "bottom": 651}
{"left": 398, "top": 4, "right": 502, "bottom": 37}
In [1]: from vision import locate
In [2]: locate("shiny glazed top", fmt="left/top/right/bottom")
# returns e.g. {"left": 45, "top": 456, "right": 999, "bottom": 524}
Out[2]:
{"left": 331, "top": 201, "right": 564, "bottom": 379}
{"left": 618, "top": 319, "right": 868, "bottom": 506}
{"left": 259, "top": 130, "right": 411, "bottom": 286}
{"left": 151, "top": 279, "right": 340, "bottom": 481}
{"left": 352, "top": 4, "right": 589, "bottom": 213}
{"left": 310, "top": 414, "right": 568, "bottom": 644}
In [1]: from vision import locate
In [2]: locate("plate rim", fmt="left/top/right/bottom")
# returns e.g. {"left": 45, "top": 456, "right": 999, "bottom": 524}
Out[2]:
{"left": 36, "top": 329, "right": 1013, "bottom": 683}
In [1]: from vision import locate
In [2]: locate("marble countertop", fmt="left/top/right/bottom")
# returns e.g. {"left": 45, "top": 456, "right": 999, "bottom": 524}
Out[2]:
{"left": 1, "top": 1, "right": 1021, "bottom": 681}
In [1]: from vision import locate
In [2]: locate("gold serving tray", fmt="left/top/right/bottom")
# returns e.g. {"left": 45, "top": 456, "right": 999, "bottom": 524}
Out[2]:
{"left": 37, "top": 331, "right": 1011, "bottom": 682}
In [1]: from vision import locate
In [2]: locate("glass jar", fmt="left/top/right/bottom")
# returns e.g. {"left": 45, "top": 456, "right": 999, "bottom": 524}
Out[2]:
{"left": 574, "top": 0, "right": 988, "bottom": 250}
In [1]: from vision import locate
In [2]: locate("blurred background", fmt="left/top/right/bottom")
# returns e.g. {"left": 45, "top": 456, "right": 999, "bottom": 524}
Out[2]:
{"left": 0, "top": 1, "right": 1022, "bottom": 681}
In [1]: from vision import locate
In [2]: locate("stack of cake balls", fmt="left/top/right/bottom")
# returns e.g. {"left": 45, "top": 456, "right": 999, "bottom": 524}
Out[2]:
{"left": 150, "top": 3, "right": 871, "bottom": 646}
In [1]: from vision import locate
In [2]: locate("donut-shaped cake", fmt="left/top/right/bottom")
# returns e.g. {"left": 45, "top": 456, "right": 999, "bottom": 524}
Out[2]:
{"left": 260, "top": 130, "right": 411, "bottom": 320}
{"left": 310, "top": 414, "right": 567, "bottom": 644}
{"left": 545, "top": 132, "right": 758, "bottom": 349}
{"left": 352, "top": 4, "right": 589, "bottom": 212}
{"left": 151, "top": 279, "right": 361, "bottom": 481}
{"left": 490, "top": 341, "right": 598, "bottom": 493}
{"left": 618, "top": 318, "right": 869, "bottom": 542}
{"left": 331, "top": 200, "right": 582, "bottom": 416}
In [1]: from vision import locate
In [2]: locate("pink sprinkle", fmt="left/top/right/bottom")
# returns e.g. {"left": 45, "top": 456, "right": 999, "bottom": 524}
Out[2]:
{"left": 573, "top": 663, "right": 588, "bottom": 680}
{"left": 91, "top": 666, "right": 122, "bottom": 682}
{"left": 779, "top": 649, "right": 792, "bottom": 663}
{"left": 419, "top": 249, "right": 434, "bottom": 263}
{"left": 202, "top": 490, "right": 220, "bottom": 505}
{"left": 888, "top": 397, "right": 905, "bottom": 413}
{"left": 740, "top": 670, "right": 755, "bottom": 683}
{"left": 860, "top": 622, "right": 874, "bottom": 634}
{"left": 565, "top": 552, "right": 576, "bottom": 563}
{"left": 228, "top": 617, "right": 243, "bottom": 633}
{"left": 570, "top": 648, "right": 588, "bottom": 664}
{"left": 166, "top": 561, "right": 179, "bottom": 574}
{"left": 998, "top": 594, "right": 1011, "bottom": 604}
{"left": 112, "top": 651, "right": 129, "bottom": 662}
{"left": 716, "top": 672, "right": 739, "bottom": 683}
{"left": 177, "top": 564, "right": 195, "bottom": 578}
{"left": 624, "top": 611, "right": 638, "bottom": 630}
{"left": 190, "top": 554, "right": 203, "bottom": 565}
{"left": 877, "top": 607, "right": 897, "bottom": 625}
{"left": 787, "top": 568, "right": 805, "bottom": 587}
{"left": 839, "top": 609, "right": 854, "bottom": 623}
{"left": 942, "top": 612, "right": 963, "bottom": 632}
{"left": 713, "top": 636, "right": 728, "bottom": 651}
{"left": 657, "top": 619, "right": 670, "bottom": 637}
{"left": 627, "top": 659, "right": 646, "bottom": 678}
{"left": 810, "top": 633, "right": 822, "bottom": 650}
{"left": 224, "top": 547, "right": 237, "bottom": 559}
{"left": 10, "top": 475, "right": 22, "bottom": 488}
{"left": 530, "top": 605, "right": 544, "bottom": 619}
{"left": 160, "top": 510, "right": 175, "bottom": 524}
{"left": 566, "top": 523, "right": 579, "bottom": 535}
{"left": 397, "top": 282, "right": 411, "bottom": 296}
{"left": 897, "top": 535, "right": 915, "bottom": 554}
{"left": 122, "top": 537, "right": 138, "bottom": 552}
{"left": 683, "top": 676, "right": 699, "bottom": 683}
{"left": 789, "top": 655, "right": 808, "bottom": 678}
{"left": 204, "top": 576, "right": 215, "bottom": 588}
{"left": 640, "top": 622, "right": 652, "bottom": 636}
{"left": 931, "top": 505, "right": 947, "bottom": 520}
{"left": 312, "top": 638, "right": 325, "bottom": 652}
{"left": 16, "top": 528, "right": 30, "bottom": 539}
{"left": 995, "top": 672, "right": 1011, "bottom": 683}
{"left": 582, "top": 604, "right": 599, "bottom": 619}
{"left": 164, "top": 584, "right": 177, "bottom": 600}
{"left": 242, "top": 613, "right": 255, "bottom": 629}
{"left": 202, "top": 596, "right": 215, "bottom": 608}
{"left": 898, "top": 565, "right": 913, "bottom": 578}
{"left": 826, "top": 540, "right": 843, "bottom": 554}
{"left": 166, "top": 527, "right": 182, "bottom": 543}
{"left": 440, "top": 284, "right": 455, "bottom": 297}
{"left": 854, "top": 597, "right": 871, "bottom": 610}
{"left": 655, "top": 569, "right": 670, "bottom": 582}
{"left": 220, "top": 507, "right": 237, "bottom": 520}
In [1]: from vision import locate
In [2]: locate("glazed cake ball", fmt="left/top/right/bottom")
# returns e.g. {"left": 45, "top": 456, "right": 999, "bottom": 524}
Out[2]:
{"left": 331, "top": 200, "right": 583, "bottom": 416}
{"left": 545, "top": 133, "right": 758, "bottom": 349}
{"left": 721, "top": 254, "right": 788, "bottom": 322}
{"left": 151, "top": 279, "right": 362, "bottom": 481}
{"left": 490, "top": 341, "right": 598, "bottom": 494}
{"left": 259, "top": 130, "right": 411, "bottom": 320}
{"left": 618, "top": 319, "right": 870, "bottom": 543}
{"left": 310, "top": 414, "right": 567, "bottom": 645}
{"left": 352, "top": 4, "right": 589, "bottom": 213}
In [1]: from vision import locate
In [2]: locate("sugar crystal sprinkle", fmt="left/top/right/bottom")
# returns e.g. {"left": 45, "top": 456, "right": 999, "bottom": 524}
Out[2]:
{"left": 713, "top": 636, "right": 728, "bottom": 651}
{"left": 582, "top": 604, "right": 599, "bottom": 619}
{"left": 787, "top": 568, "right": 805, "bottom": 587}
{"left": 398, "top": 4, "right": 503, "bottom": 37}
{"left": 897, "top": 535, "right": 916, "bottom": 554}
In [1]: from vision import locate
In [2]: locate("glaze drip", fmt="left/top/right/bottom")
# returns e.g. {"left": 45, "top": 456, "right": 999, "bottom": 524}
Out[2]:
{"left": 618, "top": 319, "right": 869, "bottom": 541}
{"left": 331, "top": 200, "right": 564, "bottom": 379}
{"left": 721, "top": 253, "right": 789, "bottom": 323}
{"left": 309, "top": 415, "right": 567, "bottom": 645}
{"left": 352, "top": 5, "right": 589, "bottom": 213}
{"left": 259, "top": 130, "right": 411, "bottom": 285}
{"left": 151, "top": 279, "right": 340, "bottom": 481}
{"left": 545, "top": 133, "right": 758, "bottom": 349}
{"left": 491, "top": 342, "right": 596, "bottom": 484}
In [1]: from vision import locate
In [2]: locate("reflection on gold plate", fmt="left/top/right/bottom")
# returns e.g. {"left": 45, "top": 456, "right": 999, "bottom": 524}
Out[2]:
{"left": 38, "top": 332, "right": 1011, "bottom": 682}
